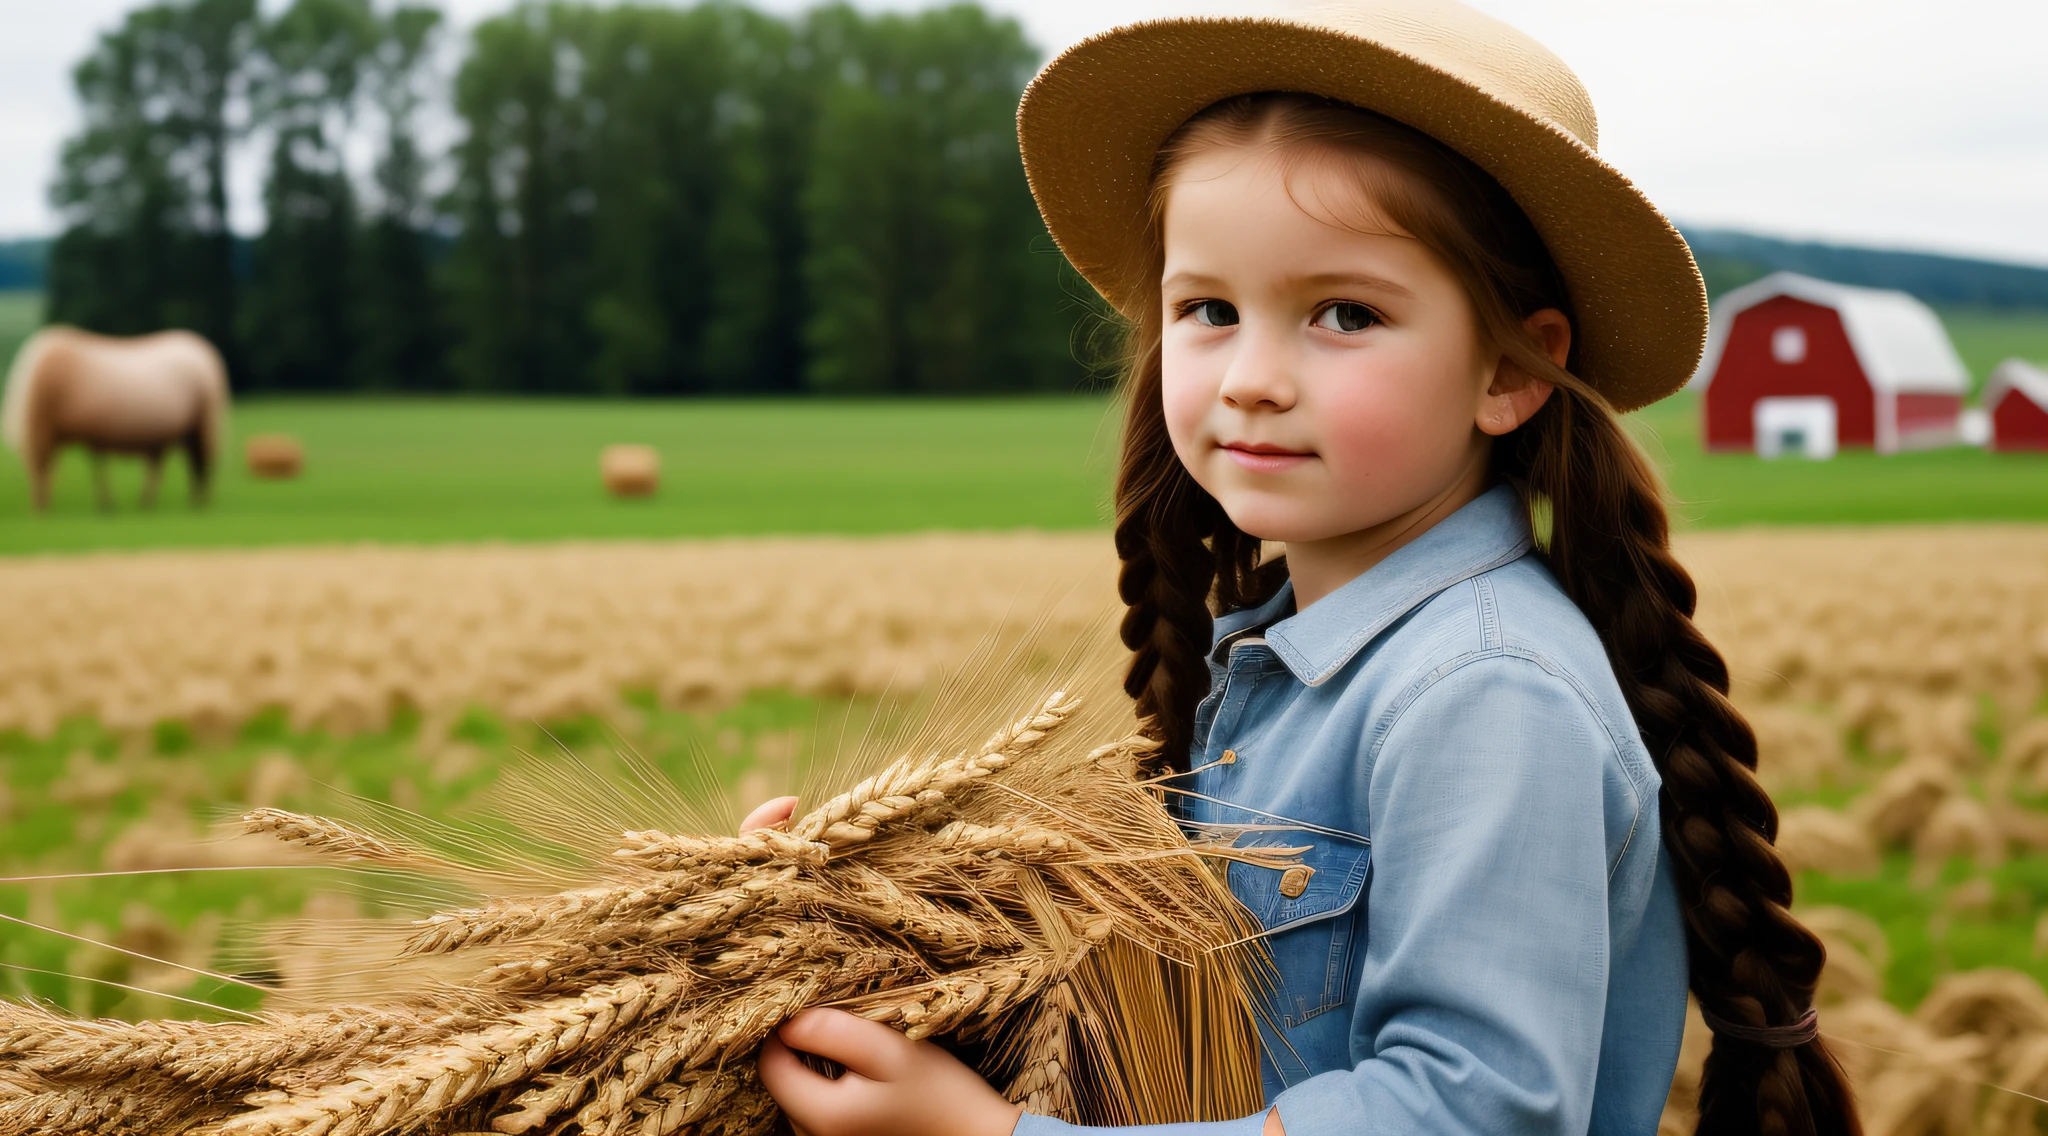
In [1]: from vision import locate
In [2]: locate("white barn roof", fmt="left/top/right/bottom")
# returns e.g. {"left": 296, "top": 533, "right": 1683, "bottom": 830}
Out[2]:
{"left": 1691, "top": 271, "right": 1969, "bottom": 394}
{"left": 1985, "top": 358, "right": 2048, "bottom": 411}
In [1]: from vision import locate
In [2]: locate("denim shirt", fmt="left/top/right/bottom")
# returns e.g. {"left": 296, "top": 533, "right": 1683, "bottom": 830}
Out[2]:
{"left": 1011, "top": 484, "right": 1687, "bottom": 1136}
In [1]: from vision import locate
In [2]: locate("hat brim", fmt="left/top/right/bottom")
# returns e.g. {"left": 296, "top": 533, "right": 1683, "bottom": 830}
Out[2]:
{"left": 1017, "top": 16, "right": 1707, "bottom": 413}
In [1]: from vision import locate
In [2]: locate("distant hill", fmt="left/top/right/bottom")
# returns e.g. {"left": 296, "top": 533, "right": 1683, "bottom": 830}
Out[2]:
{"left": 1681, "top": 227, "right": 2048, "bottom": 309}
{"left": 0, "top": 239, "right": 48, "bottom": 291}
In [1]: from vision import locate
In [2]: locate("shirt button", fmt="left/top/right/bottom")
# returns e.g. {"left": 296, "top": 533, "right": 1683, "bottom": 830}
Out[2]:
{"left": 1279, "top": 865, "right": 1314, "bottom": 898}
{"left": 1220, "top": 749, "right": 1237, "bottom": 764}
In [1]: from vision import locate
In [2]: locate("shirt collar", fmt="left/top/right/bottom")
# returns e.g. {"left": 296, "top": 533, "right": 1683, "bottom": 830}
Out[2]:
{"left": 1256, "top": 483, "right": 1534, "bottom": 687}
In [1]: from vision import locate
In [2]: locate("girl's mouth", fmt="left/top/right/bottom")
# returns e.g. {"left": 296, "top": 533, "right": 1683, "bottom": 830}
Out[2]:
{"left": 1220, "top": 442, "right": 1313, "bottom": 472}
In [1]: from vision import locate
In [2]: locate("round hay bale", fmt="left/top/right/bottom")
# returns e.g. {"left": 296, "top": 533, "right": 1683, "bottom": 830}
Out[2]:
{"left": 2003, "top": 717, "right": 2048, "bottom": 793}
{"left": 601, "top": 444, "right": 659, "bottom": 498}
{"left": 1818, "top": 996, "right": 1922, "bottom": 1092}
{"left": 1913, "top": 795, "right": 2005, "bottom": 871}
{"left": 1856, "top": 1033, "right": 1984, "bottom": 1136}
{"left": 1916, "top": 968, "right": 2048, "bottom": 1053}
{"left": 1855, "top": 759, "right": 1957, "bottom": 847}
{"left": 1983, "top": 1032, "right": 2048, "bottom": 1135}
{"left": 245, "top": 434, "right": 304, "bottom": 479}
{"left": 1776, "top": 805, "right": 1880, "bottom": 877}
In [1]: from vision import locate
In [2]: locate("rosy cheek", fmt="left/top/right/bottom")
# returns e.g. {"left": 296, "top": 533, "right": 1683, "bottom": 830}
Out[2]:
{"left": 1310, "top": 377, "right": 1437, "bottom": 484}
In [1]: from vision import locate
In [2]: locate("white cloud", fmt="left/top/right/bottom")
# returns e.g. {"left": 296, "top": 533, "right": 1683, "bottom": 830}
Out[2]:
{"left": 3, "top": 0, "right": 2044, "bottom": 265}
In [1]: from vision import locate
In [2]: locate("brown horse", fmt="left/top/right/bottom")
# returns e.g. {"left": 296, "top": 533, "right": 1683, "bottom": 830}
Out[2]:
{"left": 2, "top": 326, "right": 230, "bottom": 511}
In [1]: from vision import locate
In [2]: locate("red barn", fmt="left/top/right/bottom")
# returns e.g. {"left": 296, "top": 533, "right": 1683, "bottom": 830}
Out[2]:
{"left": 1694, "top": 272, "right": 1969, "bottom": 456}
{"left": 1985, "top": 359, "right": 2048, "bottom": 451}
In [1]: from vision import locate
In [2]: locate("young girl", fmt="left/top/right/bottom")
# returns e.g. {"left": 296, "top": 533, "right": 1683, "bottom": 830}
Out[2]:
{"left": 746, "top": 1, "right": 1860, "bottom": 1134}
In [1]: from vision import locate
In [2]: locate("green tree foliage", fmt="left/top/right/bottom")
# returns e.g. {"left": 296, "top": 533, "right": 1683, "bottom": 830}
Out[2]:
{"left": 798, "top": 5, "right": 1075, "bottom": 393}
{"left": 48, "top": 0, "right": 258, "bottom": 361}
{"left": 446, "top": 2, "right": 813, "bottom": 394}
{"left": 354, "top": 5, "right": 448, "bottom": 390}
{"left": 241, "top": 0, "right": 378, "bottom": 391}
{"left": 46, "top": 0, "right": 1094, "bottom": 396}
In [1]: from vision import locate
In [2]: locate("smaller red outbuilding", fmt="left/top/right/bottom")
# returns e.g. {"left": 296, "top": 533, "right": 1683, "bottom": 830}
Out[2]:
{"left": 1693, "top": 272, "right": 1970, "bottom": 456}
{"left": 1984, "top": 359, "right": 2048, "bottom": 452}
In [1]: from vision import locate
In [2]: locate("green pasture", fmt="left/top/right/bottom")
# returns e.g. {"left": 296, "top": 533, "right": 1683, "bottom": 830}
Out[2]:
{"left": 6, "top": 388, "right": 2048, "bottom": 554}
{"left": 4, "top": 291, "right": 2048, "bottom": 552}
{"left": 0, "top": 396, "right": 1122, "bottom": 553}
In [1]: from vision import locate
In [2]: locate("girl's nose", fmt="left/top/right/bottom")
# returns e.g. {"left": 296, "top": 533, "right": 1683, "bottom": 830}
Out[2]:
{"left": 1217, "top": 324, "right": 1299, "bottom": 411}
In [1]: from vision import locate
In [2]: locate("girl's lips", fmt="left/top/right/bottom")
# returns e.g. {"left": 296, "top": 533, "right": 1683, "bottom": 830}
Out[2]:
{"left": 1221, "top": 442, "right": 1313, "bottom": 472}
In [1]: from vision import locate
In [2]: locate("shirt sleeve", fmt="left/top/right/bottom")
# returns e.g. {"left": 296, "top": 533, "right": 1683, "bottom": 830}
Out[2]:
{"left": 1271, "top": 652, "right": 1620, "bottom": 1136}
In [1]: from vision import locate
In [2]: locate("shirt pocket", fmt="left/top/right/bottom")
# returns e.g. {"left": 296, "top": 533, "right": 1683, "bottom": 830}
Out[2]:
{"left": 1225, "top": 825, "right": 1372, "bottom": 1028}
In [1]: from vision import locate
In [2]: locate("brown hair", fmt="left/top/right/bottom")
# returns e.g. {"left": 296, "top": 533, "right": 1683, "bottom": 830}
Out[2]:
{"left": 1112, "top": 92, "right": 1860, "bottom": 1136}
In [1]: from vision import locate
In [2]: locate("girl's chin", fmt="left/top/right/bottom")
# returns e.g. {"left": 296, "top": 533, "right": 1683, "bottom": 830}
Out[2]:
{"left": 1214, "top": 500, "right": 1343, "bottom": 546}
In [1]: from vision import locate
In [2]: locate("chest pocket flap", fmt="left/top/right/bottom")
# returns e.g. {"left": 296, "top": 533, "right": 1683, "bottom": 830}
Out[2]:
{"left": 1227, "top": 828, "right": 1372, "bottom": 934}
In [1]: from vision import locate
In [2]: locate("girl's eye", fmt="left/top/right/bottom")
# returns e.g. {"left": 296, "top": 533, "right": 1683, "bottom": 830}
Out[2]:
{"left": 1189, "top": 299, "right": 1239, "bottom": 327}
{"left": 1314, "top": 302, "right": 1379, "bottom": 334}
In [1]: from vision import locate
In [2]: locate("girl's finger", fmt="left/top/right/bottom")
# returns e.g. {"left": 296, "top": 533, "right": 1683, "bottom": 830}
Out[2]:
{"left": 758, "top": 1031, "right": 848, "bottom": 1122}
{"left": 739, "top": 795, "right": 800, "bottom": 834}
{"left": 775, "top": 1008, "right": 913, "bottom": 1082}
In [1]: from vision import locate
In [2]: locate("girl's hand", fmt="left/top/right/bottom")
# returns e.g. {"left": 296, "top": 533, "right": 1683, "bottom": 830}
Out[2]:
{"left": 742, "top": 798, "right": 1019, "bottom": 1134}
{"left": 758, "top": 1007, "right": 1024, "bottom": 1136}
{"left": 743, "top": 796, "right": 1020, "bottom": 1135}
{"left": 739, "top": 795, "right": 800, "bottom": 833}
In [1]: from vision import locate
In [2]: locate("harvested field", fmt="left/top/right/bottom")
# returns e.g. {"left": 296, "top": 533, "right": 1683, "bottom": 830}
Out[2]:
{"left": 3, "top": 525, "right": 2045, "bottom": 747}
{"left": 0, "top": 534, "right": 1115, "bottom": 737}
{"left": 5, "top": 523, "right": 2048, "bottom": 1134}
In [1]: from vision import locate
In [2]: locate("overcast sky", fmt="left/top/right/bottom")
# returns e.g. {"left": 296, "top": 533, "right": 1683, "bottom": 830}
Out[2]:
{"left": 5, "top": 0, "right": 2045, "bottom": 265}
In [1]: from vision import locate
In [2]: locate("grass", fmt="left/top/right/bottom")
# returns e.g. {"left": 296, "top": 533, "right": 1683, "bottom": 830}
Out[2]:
{"left": 0, "top": 396, "right": 1122, "bottom": 554}
{"left": 1799, "top": 852, "right": 2048, "bottom": 1008}
{"left": 8, "top": 386, "right": 2048, "bottom": 555}
{"left": 3, "top": 292, "right": 2048, "bottom": 552}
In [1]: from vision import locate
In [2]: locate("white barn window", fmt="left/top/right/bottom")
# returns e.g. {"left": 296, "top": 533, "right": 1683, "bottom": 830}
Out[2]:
{"left": 1771, "top": 325, "right": 1808, "bottom": 364}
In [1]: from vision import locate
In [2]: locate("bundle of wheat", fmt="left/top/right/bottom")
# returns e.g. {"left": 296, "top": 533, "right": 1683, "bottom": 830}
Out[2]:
{"left": 0, "top": 683, "right": 1288, "bottom": 1136}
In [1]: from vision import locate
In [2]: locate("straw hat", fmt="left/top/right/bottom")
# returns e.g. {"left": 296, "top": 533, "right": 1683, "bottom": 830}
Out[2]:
{"left": 1016, "top": 0, "right": 1708, "bottom": 412}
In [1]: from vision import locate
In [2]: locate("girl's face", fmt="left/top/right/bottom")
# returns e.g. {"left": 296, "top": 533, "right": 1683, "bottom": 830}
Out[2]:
{"left": 1158, "top": 144, "right": 1524, "bottom": 548}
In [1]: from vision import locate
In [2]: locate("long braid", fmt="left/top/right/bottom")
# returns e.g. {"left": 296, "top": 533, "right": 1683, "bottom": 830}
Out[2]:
{"left": 1501, "top": 390, "right": 1857, "bottom": 1136}
{"left": 1114, "top": 334, "right": 1219, "bottom": 775}
{"left": 1112, "top": 331, "right": 1283, "bottom": 776}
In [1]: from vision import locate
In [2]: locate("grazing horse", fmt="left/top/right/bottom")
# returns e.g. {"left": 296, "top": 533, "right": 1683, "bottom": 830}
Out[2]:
{"left": 1, "top": 326, "right": 229, "bottom": 512}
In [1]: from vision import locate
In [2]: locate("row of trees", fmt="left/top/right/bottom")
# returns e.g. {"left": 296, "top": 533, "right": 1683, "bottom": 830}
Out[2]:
{"left": 47, "top": 0, "right": 1102, "bottom": 395}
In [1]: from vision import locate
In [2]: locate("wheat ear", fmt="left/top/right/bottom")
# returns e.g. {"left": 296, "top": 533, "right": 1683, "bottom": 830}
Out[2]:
{"left": 242, "top": 808, "right": 440, "bottom": 869}
{"left": 212, "top": 975, "right": 685, "bottom": 1136}
{"left": 1003, "top": 979, "right": 1079, "bottom": 1120}
{"left": 791, "top": 691, "right": 1080, "bottom": 851}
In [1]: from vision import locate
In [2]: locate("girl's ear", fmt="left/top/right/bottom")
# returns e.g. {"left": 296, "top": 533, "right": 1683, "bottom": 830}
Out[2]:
{"left": 1475, "top": 308, "right": 1568, "bottom": 437}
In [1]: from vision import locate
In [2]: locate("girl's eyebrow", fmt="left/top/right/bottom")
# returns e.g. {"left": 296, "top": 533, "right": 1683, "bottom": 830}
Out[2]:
{"left": 1160, "top": 269, "right": 1415, "bottom": 299}
{"left": 1290, "top": 270, "right": 1416, "bottom": 298}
